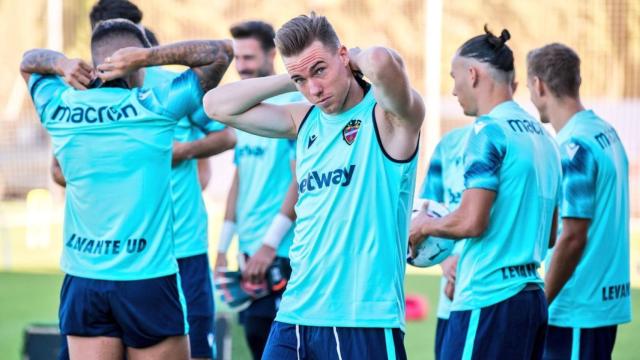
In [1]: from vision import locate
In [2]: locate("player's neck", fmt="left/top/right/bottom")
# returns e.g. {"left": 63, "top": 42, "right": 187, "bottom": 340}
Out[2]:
{"left": 335, "top": 76, "right": 365, "bottom": 115}
{"left": 476, "top": 84, "right": 512, "bottom": 116}
{"left": 547, "top": 97, "right": 585, "bottom": 133}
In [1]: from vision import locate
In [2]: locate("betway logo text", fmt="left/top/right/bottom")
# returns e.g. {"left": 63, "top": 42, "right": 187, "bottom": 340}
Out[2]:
{"left": 299, "top": 165, "right": 355, "bottom": 194}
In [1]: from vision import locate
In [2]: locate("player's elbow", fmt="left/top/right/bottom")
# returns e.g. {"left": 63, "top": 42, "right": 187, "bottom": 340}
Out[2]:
{"left": 363, "top": 47, "right": 395, "bottom": 80}
{"left": 203, "top": 90, "right": 233, "bottom": 124}
{"left": 19, "top": 50, "right": 37, "bottom": 74}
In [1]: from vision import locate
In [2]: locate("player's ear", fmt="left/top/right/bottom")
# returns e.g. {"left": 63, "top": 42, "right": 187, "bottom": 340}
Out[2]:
{"left": 468, "top": 66, "right": 479, "bottom": 88}
{"left": 533, "top": 76, "right": 545, "bottom": 97}
{"left": 338, "top": 45, "right": 349, "bottom": 67}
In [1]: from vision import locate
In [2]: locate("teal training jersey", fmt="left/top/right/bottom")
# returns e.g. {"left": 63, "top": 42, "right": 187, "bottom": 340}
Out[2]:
{"left": 452, "top": 101, "right": 562, "bottom": 311}
{"left": 546, "top": 110, "right": 631, "bottom": 328}
{"left": 145, "top": 67, "right": 225, "bottom": 258}
{"left": 29, "top": 70, "right": 203, "bottom": 280}
{"left": 420, "top": 126, "right": 471, "bottom": 319}
{"left": 277, "top": 85, "right": 418, "bottom": 329}
{"left": 234, "top": 92, "right": 303, "bottom": 257}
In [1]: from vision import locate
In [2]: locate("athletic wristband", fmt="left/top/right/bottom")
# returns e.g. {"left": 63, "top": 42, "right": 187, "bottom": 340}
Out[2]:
{"left": 217, "top": 220, "right": 236, "bottom": 253}
{"left": 262, "top": 213, "right": 293, "bottom": 250}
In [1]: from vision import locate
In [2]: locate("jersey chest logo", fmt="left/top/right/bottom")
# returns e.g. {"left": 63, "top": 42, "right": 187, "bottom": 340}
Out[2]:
{"left": 342, "top": 119, "right": 361, "bottom": 145}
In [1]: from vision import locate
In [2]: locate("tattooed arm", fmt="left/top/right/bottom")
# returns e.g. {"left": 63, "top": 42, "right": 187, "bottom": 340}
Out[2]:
{"left": 96, "top": 40, "right": 233, "bottom": 92}
{"left": 20, "top": 49, "right": 93, "bottom": 89}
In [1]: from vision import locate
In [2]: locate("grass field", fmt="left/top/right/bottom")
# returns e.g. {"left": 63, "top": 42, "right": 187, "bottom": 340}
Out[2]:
{"left": 0, "top": 272, "right": 638, "bottom": 359}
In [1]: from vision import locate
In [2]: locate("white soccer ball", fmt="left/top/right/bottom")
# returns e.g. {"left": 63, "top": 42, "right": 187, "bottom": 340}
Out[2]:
{"left": 407, "top": 200, "right": 455, "bottom": 268}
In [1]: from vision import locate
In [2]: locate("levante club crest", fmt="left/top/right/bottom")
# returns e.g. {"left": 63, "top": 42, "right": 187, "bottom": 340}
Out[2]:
{"left": 342, "top": 119, "right": 361, "bottom": 145}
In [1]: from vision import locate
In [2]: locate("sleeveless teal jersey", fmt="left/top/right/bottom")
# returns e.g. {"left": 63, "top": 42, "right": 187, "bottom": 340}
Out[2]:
{"left": 234, "top": 92, "right": 303, "bottom": 257}
{"left": 546, "top": 110, "right": 631, "bottom": 328}
{"left": 29, "top": 70, "right": 203, "bottom": 280}
{"left": 420, "top": 126, "right": 471, "bottom": 319}
{"left": 276, "top": 85, "right": 418, "bottom": 329}
{"left": 452, "top": 101, "right": 562, "bottom": 311}
{"left": 145, "top": 67, "right": 225, "bottom": 258}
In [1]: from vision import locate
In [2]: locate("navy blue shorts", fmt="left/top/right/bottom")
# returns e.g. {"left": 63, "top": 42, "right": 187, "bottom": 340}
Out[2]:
{"left": 543, "top": 325, "right": 618, "bottom": 360}
{"left": 177, "top": 253, "right": 216, "bottom": 359}
{"left": 59, "top": 273, "right": 188, "bottom": 349}
{"left": 262, "top": 321, "right": 407, "bottom": 360}
{"left": 441, "top": 286, "right": 547, "bottom": 360}
{"left": 435, "top": 318, "right": 448, "bottom": 360}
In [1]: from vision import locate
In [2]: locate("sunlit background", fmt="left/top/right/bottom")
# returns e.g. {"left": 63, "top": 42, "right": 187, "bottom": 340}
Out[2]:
{"left": 0, "top": 0, "right": 638, "bottom": 359}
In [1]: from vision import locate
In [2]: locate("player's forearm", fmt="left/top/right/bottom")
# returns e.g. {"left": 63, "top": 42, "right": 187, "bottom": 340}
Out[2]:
{"left": 351, "top": 47, "right": 423, "bottom": 125}
{"left": 204, "top": 74, "right": 296, "bottom": 120}
{"left": 184, "top": 128, "right": 236, "bottom": 159}
{"left": 20, "top": 49, "right": 67, "bottom": 76}
{"left": 424, "top": 209, "right": 485, "bottom": 240}
{"left": 544, "top": 232, "right": 587, "bottom": 304}
{"left": 138, "top": 40, "right": 232, "bottom": 69}
{"left": 224, "top": 170, "right": 239, "bottom": 222}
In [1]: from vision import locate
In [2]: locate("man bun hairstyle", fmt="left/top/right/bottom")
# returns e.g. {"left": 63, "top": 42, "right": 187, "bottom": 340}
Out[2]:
{"left": 230, "top": 20, "right": 276, "bottom": 52}
{"left": 459, "top": 25, "right": 515, "bottom": 83}
{"left": 89, "top": 0, "right": 143, "bottom": 29}
{"left": 91, "top": 18, "right": 151, "bottom": 49}
{"left": 527, "top": 43, "right": 582, "bottom": 98}
{"left": 275, "top": 12, "right": 340, "bottom": 57}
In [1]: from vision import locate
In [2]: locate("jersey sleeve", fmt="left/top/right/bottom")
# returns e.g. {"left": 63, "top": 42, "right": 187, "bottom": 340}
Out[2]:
{"left": 420, "top": 141, "right": 445, "bottom": 201}
{"left": 559, "top": 138, "right": 597, "bottom": 219}
{"left": 463, "top": 119, "right": 507, "bottom": 192}
{"left": 151, "top": 69, "right": 203, "bottom": 120}
{"left": 28, "top": 74, "right": 69, "bottom": 121}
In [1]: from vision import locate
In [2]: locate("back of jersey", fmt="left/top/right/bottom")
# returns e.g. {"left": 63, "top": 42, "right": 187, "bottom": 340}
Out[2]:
{"left": 29, "top": 71, "right": 203, "bottom": 280}
{"left": 453, "top": 101, "right": 562, "bottom": 311}
{"left": 548, "top": 110, "right": 631, "bottom": 327}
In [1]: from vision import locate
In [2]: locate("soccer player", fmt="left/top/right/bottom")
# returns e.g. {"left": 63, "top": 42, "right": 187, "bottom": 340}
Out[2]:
{"left": 49, "top": 4, "right": 235, "bottom": 360}
{"left": 409, "top": 26, "right": 562, "bottom": 359}
{"left": 213, "top": 20, "right": 299, "bottom": 360}
{"left": 205, "top": 12, "right": 424, "bottom": 360}
{"left": 21, "top": 19, "right": 232, "bottom": 360}
{"left": 527, "top": 43, "right": 632, "bottom": 360}
{"left": 53, "top": 0, "right": 215, "bottom": 191}
{"left": 419, "top": 124, "right": 471, "bottom": 359}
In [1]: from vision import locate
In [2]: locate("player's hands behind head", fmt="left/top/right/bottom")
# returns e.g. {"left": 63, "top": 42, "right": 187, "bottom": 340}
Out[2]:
{"left": 59, "top": 58, "right": 94, "bottom": 90}
{"left": 97, "top": 47, "right": 147, "bottom": 82}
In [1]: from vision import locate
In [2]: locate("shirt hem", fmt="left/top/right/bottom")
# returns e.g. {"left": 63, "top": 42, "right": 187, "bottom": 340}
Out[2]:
{"left": 61, "top": 267, "right": 178, "bottom": 281}
{"left": 275, "top": 315, "right": 405, "bottom": 331}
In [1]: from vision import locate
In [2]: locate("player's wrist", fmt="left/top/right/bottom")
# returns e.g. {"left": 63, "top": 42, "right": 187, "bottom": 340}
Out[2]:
{"left": 132, "top": 47, "right": 151, "bottom": 68}
{"left": 262, "top": 213, "right": 293, "bottom": 250}
{"left": 54, "top": 56, "right": 71, "bottom": 76}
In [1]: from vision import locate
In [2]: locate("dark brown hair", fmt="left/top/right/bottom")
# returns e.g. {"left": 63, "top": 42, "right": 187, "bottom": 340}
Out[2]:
{"left": 459, "top": 25, "right": 514, "bottom": 83}
{"left": 275, "top": 12, "right": 340, "bottom": 57}
{"left": 527, "top": 43, "right": 582, "bottom": 98}
{"left": 230, "top": 20, "right": 275, "bottom": 52}
{"left": 90, "top": 0, "right": 142, "bottom": 29}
